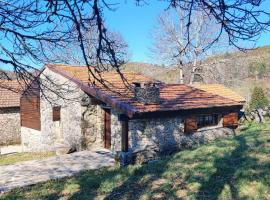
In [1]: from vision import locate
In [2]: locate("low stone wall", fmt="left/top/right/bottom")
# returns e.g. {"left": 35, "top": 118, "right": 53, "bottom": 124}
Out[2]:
{"left": 128, "top": 117, "right": 234, "bottom": 164}
{"left": 0, "top": 107, "right": 21, "bottom": 146}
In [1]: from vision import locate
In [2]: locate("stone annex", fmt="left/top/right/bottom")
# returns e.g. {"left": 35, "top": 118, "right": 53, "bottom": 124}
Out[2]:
{"left": 20, "top": 64, "right": 245, "bottom": 164}
{"left": 0, "top": 81, "right": 22, "bottom": 146}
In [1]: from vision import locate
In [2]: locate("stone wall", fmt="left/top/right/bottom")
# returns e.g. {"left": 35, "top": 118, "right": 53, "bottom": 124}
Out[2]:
{"left": 111, "top": 109, "right": 122, "bottom": 152}
{"left": 0, "top": 107, "right": 21, "bottom": 146}
{"left": 128, "top": 116, "right": 234, "bottom": 163}
{"left": 81, "top": 104, "right": 104, "bottom": 150}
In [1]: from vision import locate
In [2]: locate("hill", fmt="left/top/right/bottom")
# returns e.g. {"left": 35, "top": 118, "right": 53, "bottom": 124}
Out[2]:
{"left": 0, "top": 70, "right": 16, "bottom": 80}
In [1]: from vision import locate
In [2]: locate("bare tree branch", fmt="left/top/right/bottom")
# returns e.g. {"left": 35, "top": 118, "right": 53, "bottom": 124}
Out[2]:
{"left": 0, "top": 0, "right": 269, "bottom": 96}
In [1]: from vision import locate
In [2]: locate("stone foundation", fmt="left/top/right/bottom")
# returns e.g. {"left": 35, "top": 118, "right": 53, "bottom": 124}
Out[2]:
{"left": 0, "top": 107, "right": 21, "bottom": 146}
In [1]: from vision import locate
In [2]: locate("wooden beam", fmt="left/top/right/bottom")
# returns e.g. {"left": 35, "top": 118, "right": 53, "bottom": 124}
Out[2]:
{"left": 132, "top": 105, "right": 243, "bottom": 119}
{"left": 121, "top": 115, "right": 129, "bottom": 152}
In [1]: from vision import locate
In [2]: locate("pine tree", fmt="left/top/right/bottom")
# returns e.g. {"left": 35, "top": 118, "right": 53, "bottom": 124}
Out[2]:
{"left": 249, "top": 86, "right": 269, "bottom": 110}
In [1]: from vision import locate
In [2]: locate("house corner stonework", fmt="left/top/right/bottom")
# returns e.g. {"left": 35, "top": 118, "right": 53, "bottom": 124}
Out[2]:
{"left": 0, "top": 107, "right": 21, "bottom": 146}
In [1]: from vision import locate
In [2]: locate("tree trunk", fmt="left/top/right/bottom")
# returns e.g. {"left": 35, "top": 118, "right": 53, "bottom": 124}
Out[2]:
{"left": 189, "top": 59, "right": 198, "bottom": 85}
{"left": 179, "top": 67, "right": 184, "bottom": 84}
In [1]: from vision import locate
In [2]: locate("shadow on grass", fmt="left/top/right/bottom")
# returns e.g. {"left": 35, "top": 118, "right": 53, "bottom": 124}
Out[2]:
{"left": 196, "top": 135, "right": 248, "bottom": 199}
{"left": 197, "top": 127, "right": 269, "bottom": 200}
{"left": 101, "top": 159, "right": 177, "bottom": 200}
{"left": 67, "top": 153, "right": 180, "bottom": 199}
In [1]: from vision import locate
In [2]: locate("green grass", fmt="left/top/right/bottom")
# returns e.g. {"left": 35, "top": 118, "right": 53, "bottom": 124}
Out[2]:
{"left": 1, "top": 123, "right": 270, "bottom": 200}
{"left": 0, "top": 152, "right": 55, "bottom": 166}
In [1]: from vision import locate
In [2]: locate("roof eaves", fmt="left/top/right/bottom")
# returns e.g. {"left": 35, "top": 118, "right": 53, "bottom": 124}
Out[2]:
{"left": 0, "top": 105, "right": 20, "bottom": 109}
{"left": 133, "top": 102, "right": 244, "bottom": 117}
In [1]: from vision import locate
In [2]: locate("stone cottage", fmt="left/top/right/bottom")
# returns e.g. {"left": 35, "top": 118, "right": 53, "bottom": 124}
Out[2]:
{"left": 20, "top": 64, "right": 245, "bottom": 163}
{"left": 0, "top": 80, "right": 22, "bottom": 146}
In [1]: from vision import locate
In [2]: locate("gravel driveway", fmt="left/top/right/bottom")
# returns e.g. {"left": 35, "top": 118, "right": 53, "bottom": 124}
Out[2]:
{"left": 0, "top": 150, "right": 115, "bottom": 193}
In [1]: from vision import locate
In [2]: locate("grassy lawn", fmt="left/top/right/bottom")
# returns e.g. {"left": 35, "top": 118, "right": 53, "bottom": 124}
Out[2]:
{"left": 1, "top": 123, "right": 270, "bottom": 200}
{"left": 0, "top": 152, "right": 55, "bottom": 166}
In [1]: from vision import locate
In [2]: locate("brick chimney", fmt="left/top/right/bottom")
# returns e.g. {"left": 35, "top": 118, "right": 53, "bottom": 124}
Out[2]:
{"left": 133, "top": 81, "right": 161, "bottom": 104}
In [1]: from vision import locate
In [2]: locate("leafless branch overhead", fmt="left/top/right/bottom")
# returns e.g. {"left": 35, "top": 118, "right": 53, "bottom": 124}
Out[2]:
{"left": 0, "top": 0, "right": 269, "bottom": 93}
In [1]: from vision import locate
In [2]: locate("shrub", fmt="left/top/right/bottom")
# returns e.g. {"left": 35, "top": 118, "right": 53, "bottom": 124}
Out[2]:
{"left": 249, "top": 86, "right": 269, "bottom": 110}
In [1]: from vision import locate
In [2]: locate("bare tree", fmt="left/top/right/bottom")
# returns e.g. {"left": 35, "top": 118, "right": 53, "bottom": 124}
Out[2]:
{"left": 0, "top": 0, "right": 269, "bottom": 90}
{"left": 150, "top": 10, "right": 186, "bottom": 83}
{"left": 47, "top": 28, "right": 131, "bottom": 68}
{"left": 151, "top": 7, "right": 226, "bottom": 84}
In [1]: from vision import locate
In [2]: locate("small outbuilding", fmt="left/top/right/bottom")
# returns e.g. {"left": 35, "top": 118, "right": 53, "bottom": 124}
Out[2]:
{"left": 0, "top": 81, "right": 22, "bottom": 146}
{"left": 20, "top": 64, "right": 245, "bottom": 164}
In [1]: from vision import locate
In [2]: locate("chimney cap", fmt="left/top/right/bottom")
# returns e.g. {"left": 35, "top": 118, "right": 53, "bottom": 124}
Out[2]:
{"left": 132, "top": 82, "right": 141, "bottom": 87}
{"left": 132, "top": 81, "right": 163, "bottom": 88}
{"left": 133, "top": 81, "right": 161, "bottom": 104}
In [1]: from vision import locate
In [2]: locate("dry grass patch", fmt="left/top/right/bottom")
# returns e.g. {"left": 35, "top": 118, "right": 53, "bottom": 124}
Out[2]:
{"left": 0, "top": 152, "right": 55, "bottom": 166}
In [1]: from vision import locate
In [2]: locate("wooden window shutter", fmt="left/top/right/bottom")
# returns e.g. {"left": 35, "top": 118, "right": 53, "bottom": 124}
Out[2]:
{"left": 185, "top": 117, "right": 198, "bottom": 133}
{"left": 20, "top": 95, "right": 41, "bottom": 130}
{"left": 53, "top": 106, "right": 61, "bottom": 121}
{"left": 223, "top": 112, "right": 238, "bottom": 127}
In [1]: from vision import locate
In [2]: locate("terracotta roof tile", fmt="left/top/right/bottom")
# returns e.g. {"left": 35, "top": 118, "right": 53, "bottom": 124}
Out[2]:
{"left": 193, "top": 84, "right": 246, "bottom": 103}
{"left": 46, "top": 64, "right": 244, "bottom": 117}
{"left": 0, "top": 80, "right": 22, "bottom": 108}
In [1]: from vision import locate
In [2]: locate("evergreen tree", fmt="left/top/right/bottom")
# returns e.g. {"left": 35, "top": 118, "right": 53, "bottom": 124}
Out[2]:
{"left": 249, "top": 86, "right": 269, "bottom": 110}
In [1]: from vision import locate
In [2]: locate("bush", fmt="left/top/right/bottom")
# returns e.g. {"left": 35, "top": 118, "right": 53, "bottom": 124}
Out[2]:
{"left": 249, "top": 86, "right": 269, "bottom": 110}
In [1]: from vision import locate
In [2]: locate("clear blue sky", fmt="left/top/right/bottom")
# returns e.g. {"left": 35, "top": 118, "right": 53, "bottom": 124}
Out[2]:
{"left": 104, "top": 1, "right": 169, "bottom": 63}
{"left": 104, "top": 1, "right": 270, "bottom": 63}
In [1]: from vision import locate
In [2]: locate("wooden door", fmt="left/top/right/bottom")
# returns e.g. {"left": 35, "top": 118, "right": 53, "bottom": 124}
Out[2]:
{"left": 104, "top": 109, "right": 111, "bottom": 149}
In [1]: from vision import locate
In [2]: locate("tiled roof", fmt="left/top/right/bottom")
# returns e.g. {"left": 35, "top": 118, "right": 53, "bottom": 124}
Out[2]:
{"left": 46, "top": 64, "right": 243, "bottom": 117}
{"left": 193, "top": 84, "right": 246, "bottom": 103}
{"left": 0, "top": 80, "right": 22, "bottom": 108}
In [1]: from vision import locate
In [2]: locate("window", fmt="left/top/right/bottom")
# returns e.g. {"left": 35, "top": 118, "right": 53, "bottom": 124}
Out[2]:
{"left": 197, "top": 114, "right": 218, "bottom": 128}
{"left": 53, "top": 106, "right": 61, "bottom": 121}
